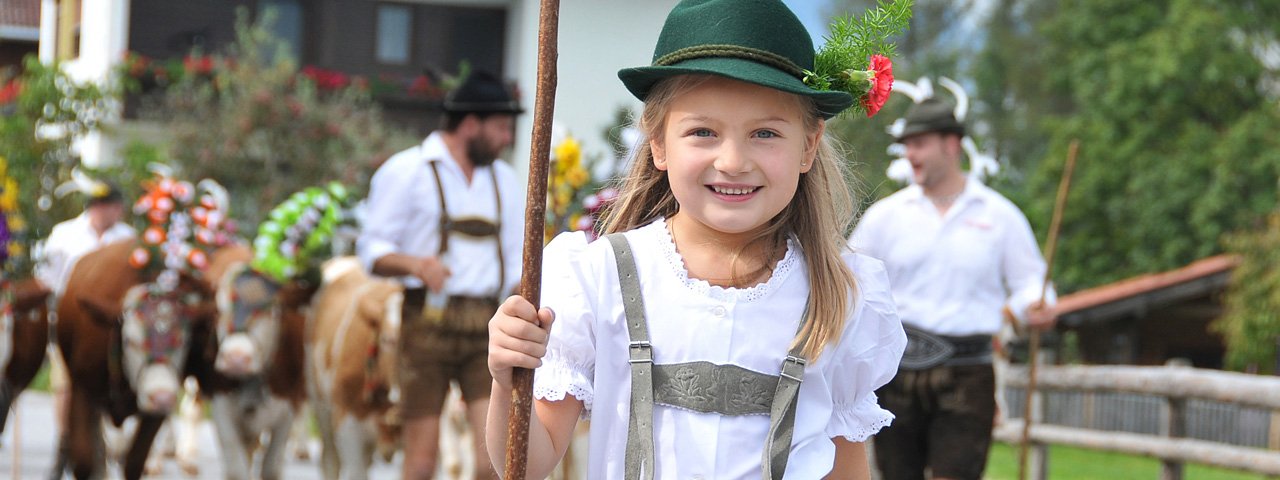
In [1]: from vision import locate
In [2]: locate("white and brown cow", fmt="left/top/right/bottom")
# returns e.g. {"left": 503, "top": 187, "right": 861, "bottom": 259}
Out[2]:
{"left": 199, "top": 244, "right": 313, "bottom": 480}
{"left": 56, "top": 239, "right": 216, "bottom": 480}
{"left": 0, "top": 278, "right": 51, "bottom": 443}
{"left": 306, "top": 257, "right": 403, "bottom": 480}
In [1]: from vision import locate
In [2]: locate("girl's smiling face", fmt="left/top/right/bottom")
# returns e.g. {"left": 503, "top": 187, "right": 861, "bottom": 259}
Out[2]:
{"left": 652, "top": 76, "right": 821, "bottom": 236}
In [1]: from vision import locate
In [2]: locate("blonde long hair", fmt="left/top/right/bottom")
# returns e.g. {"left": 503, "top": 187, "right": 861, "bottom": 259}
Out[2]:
{"left": 598, "top": 75, "right": 859, "bottom": 360}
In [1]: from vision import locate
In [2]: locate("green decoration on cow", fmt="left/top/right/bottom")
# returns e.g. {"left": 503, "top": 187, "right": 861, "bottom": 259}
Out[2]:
{"left": 251, "top": 182, "right": 352, "bottom": 284}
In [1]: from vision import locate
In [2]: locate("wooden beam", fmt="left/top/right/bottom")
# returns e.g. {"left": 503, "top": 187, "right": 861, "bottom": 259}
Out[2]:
{"left": 1005, "top": 365, "right": 1280, "bottom": 410}
{"left": 995, "top": 421, "right": 1280, "bottom": 475}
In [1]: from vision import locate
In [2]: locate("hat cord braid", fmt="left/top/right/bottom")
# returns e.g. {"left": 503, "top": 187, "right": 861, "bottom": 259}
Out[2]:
{"left": 654, "top": 44, "right": 805, "bottom": 80}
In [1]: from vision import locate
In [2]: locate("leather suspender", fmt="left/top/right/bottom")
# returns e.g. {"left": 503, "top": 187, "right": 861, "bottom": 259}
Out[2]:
{"left": 426, "top": 160, "right": 505, "bottom": 297}
{"left": 429, "top": 161, "right": 451, "bottom": 254}
{"left": 607, "top": 234, "right": 657, "bottom": 479}
{"left": 605, "top": 233, "right": 808, "bottom": 479}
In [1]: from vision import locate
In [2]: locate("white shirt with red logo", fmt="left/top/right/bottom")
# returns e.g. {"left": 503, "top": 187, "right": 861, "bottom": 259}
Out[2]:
{"left": 850, "top": 180, "right": 1055, "bottom": 336}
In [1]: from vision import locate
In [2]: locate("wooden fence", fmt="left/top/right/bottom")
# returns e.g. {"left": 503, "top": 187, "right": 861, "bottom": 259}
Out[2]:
{"left": 994, "top": 364, "right": 1280, "bottom": 479}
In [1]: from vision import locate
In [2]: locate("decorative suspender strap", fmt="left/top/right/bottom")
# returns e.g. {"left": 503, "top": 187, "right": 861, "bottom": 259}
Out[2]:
{"left": 763, "top": 344, "right": 808, "bottom": 479}
{"left": 427, "top": 160, "right": 450, "bottom": 255}
{"left": 428, "top": 160, "right": 507, "bottom": 298}
{"left": 607, "top": 232, "right": 809, "bottom": 479}
{"left": 490, "top": 166, "right": 505, "bottom": 297}
{"left": 605, "top": 233, "right": 655, "bottom": 480}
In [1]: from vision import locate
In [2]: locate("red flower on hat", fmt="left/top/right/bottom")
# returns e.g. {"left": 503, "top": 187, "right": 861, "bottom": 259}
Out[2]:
{"left": 863, "top": 54, "right": 893, "bottom": 118}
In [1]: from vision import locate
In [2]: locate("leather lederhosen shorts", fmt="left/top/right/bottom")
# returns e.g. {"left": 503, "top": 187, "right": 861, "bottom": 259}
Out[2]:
{"left": 873, "top": 363, "right": 997, "bottom": 480}
{"left": 398, "top": 288, "right": 499, "bottom": 419}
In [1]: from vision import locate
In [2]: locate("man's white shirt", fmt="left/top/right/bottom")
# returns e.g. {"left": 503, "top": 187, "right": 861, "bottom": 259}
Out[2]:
{"left": 356, "top": 131, "right": 525, "bottom": 296}
{"left": 849, "top": 180, "right": 1055, "bottom": 336}
{"left": 35, "top": 213, "right": 136, "bottom": 298}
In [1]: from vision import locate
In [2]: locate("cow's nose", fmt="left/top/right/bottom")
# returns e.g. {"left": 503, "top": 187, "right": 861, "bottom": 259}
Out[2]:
{"left": 148, "top": 390, "right": 177, "bottom": 412}
{"left": 219, "top": 350, "right": 255, "bottom": 376}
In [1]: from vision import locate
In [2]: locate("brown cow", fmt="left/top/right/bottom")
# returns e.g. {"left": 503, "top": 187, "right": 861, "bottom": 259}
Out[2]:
{"left": 0, "top": 278, "right": 51, "bottom": 442}
{"left": 198, "top": 244, "right": 313, "bottom": 480}
{"left": 307, "top": 256, "right": 403, "bottom": 480}
{"left": 55, "top": 239, "right": 215, "bottom": 480}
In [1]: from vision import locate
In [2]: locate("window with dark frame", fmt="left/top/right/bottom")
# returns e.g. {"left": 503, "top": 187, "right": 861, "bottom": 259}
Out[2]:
{"left": 258, "top": 0, "right": 304, "bottom": 62}
{"left": 376, "top": 4, "right": 412, "bottom": 65}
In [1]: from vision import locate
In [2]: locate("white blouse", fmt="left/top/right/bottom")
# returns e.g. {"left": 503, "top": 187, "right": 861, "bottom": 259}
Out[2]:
{"left": 534, "top": 218, "right": 906, "bottom": 479}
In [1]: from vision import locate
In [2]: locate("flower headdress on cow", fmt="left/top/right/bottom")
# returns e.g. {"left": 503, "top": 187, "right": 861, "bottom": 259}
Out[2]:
{"left": 617, "top": 0, "right": 911, "bottom": 119}
{"left": 0, "top": 155, "right": 23, "bottom": 276}
{"left": 884, "top": 77, "right": 1001, "bottom": 184}
{"left": 129, "top": 164, "right": 233, "bottom": 292}
{"left": 250, "top": 182, "right": 353, "bottom": 284}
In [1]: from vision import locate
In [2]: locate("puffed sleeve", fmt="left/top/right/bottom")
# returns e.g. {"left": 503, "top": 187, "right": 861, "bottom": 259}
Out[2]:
{"left": 825, "top": 254, "right": 906, "bottom": 442}
{"left": 533, "top": 232, "right": 598, "bottom": 414}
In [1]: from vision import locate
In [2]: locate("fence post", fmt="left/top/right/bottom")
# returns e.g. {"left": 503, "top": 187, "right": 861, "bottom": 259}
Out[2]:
{"left": 1030, "top": 384, "right": 1048, "bottom": 480}
{"left": 1026, "top": 347, "right": 1053, "bottom": 480}
{"left": 1160, "top": 396, "right": 1185, "bottom": 480}
{"left": 1271, "top": 409, "right": 1280, "bottom": 451}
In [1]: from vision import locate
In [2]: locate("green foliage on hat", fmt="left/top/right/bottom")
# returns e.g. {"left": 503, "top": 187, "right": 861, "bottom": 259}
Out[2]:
{"left": 804, "top": 0, "right": 912, "bottom": 110}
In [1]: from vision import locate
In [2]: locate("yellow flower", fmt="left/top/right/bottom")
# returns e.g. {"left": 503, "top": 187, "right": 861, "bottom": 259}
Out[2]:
{"left": 554, "top": 190, "right": 572, "bottom": 214}
{"left": 567, "top": 167, "right": 589, "bottom": 188}
{"left": 0, "top": 178, "right": 17, "bottom": 212}
{"left": 8, "top": 243, "right": 23, "bottom": 258}
{"left": 554, "top": 136, "right": 582, "bottom": 170}
{"left": 8, "top": 214, "right": 25, "bottom": 232}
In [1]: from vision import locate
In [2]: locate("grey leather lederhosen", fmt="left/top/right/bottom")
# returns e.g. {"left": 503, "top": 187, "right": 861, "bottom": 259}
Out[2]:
{"left": 606, "top": 234, "right": 808, "bottom": 480}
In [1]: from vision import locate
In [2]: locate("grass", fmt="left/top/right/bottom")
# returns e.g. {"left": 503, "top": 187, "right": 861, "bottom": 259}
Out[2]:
{"left": 984, "top": 442, "right": 1274, "bottom": 480}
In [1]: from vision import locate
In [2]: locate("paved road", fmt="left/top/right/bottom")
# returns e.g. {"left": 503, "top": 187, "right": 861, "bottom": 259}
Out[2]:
{"left": 0, "top": 391, "right": 403, "bottom": 479}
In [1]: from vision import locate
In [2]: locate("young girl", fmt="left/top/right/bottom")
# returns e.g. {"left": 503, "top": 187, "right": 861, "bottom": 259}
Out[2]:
{"left": 487, "top": 0, "right": 907, "bottom": 478}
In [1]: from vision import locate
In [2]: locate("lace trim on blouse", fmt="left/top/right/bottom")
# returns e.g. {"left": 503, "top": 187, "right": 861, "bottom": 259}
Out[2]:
{"left": 533, "top": 354, "right": 595, "bottom": 417}
{"left": 828, "top": 394, "right": 896, "bottom": 442}
{"left": 652, "top": 217, "right": 800, "bottom": 303}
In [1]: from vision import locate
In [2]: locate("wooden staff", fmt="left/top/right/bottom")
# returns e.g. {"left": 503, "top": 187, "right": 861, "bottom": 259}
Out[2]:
{"left": 1017, "top": 139, "right": 1079, "bottom": 480}
{"left": 506, "top": 1, "right": 560, "bottom": 478}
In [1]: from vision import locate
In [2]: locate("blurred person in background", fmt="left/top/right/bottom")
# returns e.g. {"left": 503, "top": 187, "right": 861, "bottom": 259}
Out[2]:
{"left": 358, "top": 70, "right": 524, "bottom": 479}
{"left": 849, "top": 98, "right": 1057, "bottom": 480}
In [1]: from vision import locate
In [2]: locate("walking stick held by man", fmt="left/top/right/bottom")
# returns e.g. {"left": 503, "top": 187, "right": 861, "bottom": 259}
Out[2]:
{"left": 1017, "top": 139, "right": 1078, "bottom": 480}
{"left": 506, "top": 1, "right": 560, "bottom": 478}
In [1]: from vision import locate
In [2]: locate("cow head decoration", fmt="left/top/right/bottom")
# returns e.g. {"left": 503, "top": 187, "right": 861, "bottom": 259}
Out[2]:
{"left": 214, "top": 262, "right": 283, "bottom": 377}
{"left": 121, "top": 280, "right": 206, "bottom": 414}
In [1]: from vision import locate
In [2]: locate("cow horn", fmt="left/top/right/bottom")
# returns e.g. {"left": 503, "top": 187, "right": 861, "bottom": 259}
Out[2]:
{"left": 148, "top": 162, "right": 176, "bottom": 178}
{"left": 54, "top": 167, "right": 108, "bottom": 198}
{"left": 892, "top": 78, "right": 927, "bottom": 104}
{"left": 938, "top": 77, "right": 969, "bottom": 122}
{"left": 197, "top": 179, "right": 230, "bottom": 214}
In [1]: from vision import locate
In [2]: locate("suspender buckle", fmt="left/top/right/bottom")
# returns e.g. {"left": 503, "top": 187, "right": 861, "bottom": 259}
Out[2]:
{"left": 628, "top": 341, "right": 653, "bottom": 364}
{"left": 780, "top": 355, "right": 807, "bottom": 381}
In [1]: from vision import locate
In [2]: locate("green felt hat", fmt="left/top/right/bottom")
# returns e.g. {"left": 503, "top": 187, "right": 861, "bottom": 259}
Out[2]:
{"left": 618, "top": 0, "right": 854, "bottom": 119}
{"left": 896, "top": 97, "right": 965, "bottom": 142}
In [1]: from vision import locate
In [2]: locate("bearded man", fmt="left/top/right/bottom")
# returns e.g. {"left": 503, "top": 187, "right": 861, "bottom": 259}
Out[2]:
{"left": 357, "top": 70, "right": 524, "bottom": 479}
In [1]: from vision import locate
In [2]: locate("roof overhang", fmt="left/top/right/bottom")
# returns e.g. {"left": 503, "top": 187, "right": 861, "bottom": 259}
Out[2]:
{"left": 1058, "top": 255, "right": 1238, "bottom": 327}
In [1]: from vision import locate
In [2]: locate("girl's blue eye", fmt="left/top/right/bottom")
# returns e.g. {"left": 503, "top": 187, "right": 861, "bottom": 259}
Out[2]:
{"left": 755, "top": 130, "right": 779, "bottom": 139}
{"left": 690, "top": 128, "right": 714, "bottom": 137}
